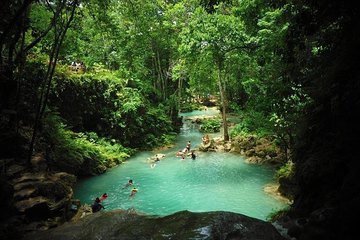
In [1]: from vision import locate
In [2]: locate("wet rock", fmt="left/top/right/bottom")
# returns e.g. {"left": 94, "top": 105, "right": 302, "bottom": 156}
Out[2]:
{"left": 199, "top": 137, "right": 225, "bottom": 152}
{"left": 224, "top": 142, "right": 232, "bottom": 152}
{"left": 199, "top": 141, "right": 212, "bottom": 151}
{"left": 23, "top": 210, "right": 285, "bottom": 240}
{"left": 245, "top": 149, "right": 256, "bottom": 157}
{"left": 263, "top": 184, "right": 292, "bottom": 204}
{"left": 69, "top": 204, "right": 93, "bottom": 222}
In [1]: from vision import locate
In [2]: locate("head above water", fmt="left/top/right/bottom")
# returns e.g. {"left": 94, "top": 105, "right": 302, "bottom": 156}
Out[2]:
{"left": 129, "top": 179, "right": 133, "bottom": 183}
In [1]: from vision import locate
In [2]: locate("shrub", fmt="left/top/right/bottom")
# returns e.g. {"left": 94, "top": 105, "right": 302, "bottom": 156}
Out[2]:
{"left": 180, "top": 101, "right": 202, "bottom": 112}
{"left": 43, "top": 113, "right": 132, "bottom": 175}
{"left": 275, "top": 160, "right": 294, "bottom": 179}
{"left": 199, "top": 119, "right": 222, "bottom": 132}
{"left": 266, "top": 206, "right": 290, "bottom": 222}
{"left": 230, "top": 110, "right": 272, "bottom": 138}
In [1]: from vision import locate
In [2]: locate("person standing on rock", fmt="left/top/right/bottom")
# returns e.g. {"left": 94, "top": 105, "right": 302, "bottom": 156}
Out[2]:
{"left": 202, "top": 135, "right": 210, "bottom": 145}
{"left": 191, "top": 151, "right": 196, "bottom": 160}
{"left": 186, "top": 141, "right": 191, "bottom": 151}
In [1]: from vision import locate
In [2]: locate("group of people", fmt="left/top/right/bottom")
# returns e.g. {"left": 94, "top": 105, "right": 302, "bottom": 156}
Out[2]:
{"left": 91, "top": 179, "right": 138, "bottom": 213}
{"left": 69, "top": 60, "right": 86, "bottom": 72}
{"left": 123, "top": 179, "right": 139, "bottom": 196}
{"left": 91, "top": 138, "right": 206, "bottom": 213}
{"left": 176, "top": 140, "right": 196, "bottom": 160}
{"left": 150, "top": 155, "right": 161, "bottom": 168}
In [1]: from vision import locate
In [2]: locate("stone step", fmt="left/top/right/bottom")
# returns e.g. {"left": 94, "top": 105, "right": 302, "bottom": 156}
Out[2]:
{"left": 14, "top": 196, "right": 48, "bottom": 213}
{"left": 13, "top": 181, "right": 42, "bottom": 192}
{"left": 14, "top": 187, "right": 37, "bottom": 200}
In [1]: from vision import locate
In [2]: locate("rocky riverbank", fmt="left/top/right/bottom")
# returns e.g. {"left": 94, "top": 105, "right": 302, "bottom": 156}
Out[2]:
{"left": 186, "top": 109, "right": 285, "bottom": 166}
{"left": 198, "top": 134, "right": 285, "bottom": 166}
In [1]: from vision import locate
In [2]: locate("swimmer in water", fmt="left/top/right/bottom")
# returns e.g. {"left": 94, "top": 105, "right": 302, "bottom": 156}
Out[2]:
{"left": 99, "top": 193, "right": 108, "bottom": 202}
{"left": 176, "top": 150, "right": 184, "bottom": 157}
{"left": 130, "top": 187, "right": 138, "bottom": 197}
{"left": 123, "top": 179, "right": 133, "bottom": 189}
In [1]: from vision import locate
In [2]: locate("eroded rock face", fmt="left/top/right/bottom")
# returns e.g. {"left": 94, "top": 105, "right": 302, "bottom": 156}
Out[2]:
{"left": 12, "top": 172, "right": 76, "bottom": 223}
{"left": 23, "top": 210, "right": 285, "bottom": 240}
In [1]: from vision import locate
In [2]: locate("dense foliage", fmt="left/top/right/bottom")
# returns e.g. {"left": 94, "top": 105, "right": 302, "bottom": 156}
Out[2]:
{"left": 0, "top": 0, "right": 348, "bottom": 176}
{"left": 49, "top": 69, "right": 177, "bottom": 149}
{"left": 1, "top": 0, "right": 359, "bottom": 238}
{"left": 277, "top": 0, "right": 360, "bottom": 239}
{"left": 43, "top": 113, "right": 131, "bottom": 175}
{"left": 0, "top": 0, "right": 318, "bottom": 181}
{"left": 199, "top": 119, "right": 222, "bottom": 133}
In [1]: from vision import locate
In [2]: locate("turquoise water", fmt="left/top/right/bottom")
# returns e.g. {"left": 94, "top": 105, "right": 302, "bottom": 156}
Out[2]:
{"left": 74, "top": 110, "right": 287, "bottom": 220}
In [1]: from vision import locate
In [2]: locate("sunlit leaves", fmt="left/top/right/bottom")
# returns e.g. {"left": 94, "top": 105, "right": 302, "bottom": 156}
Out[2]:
{"left": 118, "top": 88, "right": 143, "bottom": 114}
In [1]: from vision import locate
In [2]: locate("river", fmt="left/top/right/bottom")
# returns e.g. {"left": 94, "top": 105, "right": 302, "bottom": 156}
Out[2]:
{"left": 74, "top": 109, "right": 287, "bottom": 220}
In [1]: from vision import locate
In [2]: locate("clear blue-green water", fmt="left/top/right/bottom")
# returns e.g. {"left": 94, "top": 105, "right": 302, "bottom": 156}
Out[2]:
{"left": 74, "top": 110, "right": 287, "bottom": 220}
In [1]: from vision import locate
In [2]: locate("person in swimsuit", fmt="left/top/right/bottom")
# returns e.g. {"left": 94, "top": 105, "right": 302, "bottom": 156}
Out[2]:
{"left": 186, "top": 141, "right": 191, "bottom": 151}
{"left": 176, "top": 150, "right": 184, "bottom": 157}
{"left": 99, "top": 193, "right": 108, "bottom": 202}
{"left": 123, "top": 179, "right": 133, "bottom": 188}
{"left": 130, "top": 187, "right": 138, "bottom": 197}
{"left": 191, "top": 151, "right": 196, "bottom": 160}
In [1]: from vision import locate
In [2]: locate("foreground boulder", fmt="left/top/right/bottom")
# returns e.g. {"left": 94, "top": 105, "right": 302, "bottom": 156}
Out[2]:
{"left": 23, "top": 210, "right": 285, "bottom": 240}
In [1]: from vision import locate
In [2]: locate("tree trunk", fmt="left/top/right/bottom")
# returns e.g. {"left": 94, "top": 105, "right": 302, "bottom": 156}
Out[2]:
{"left": 178, "top": 77, "right": 183, "bottom": 113}
{"left": 217, "top": 68, "right": 229, "bottom": 141}
{"left": 155, "top": 50, "right": 165, "bottom": 99}
{"left": 28, "top": 0, "right": 78, "bottom": 165}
